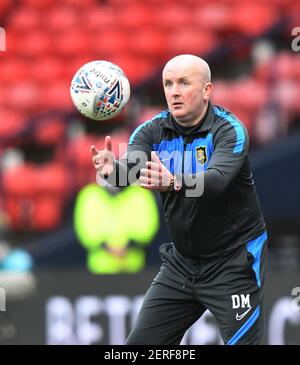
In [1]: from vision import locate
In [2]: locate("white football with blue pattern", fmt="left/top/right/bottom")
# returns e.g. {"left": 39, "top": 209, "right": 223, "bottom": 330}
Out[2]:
{"left": 70, "top": 60, "right": 130, "bottom": 121}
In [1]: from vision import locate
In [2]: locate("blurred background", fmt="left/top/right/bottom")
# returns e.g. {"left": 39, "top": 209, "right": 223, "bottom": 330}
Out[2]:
{"left": 0, "top": 0, "right": 300, "bottom": 345}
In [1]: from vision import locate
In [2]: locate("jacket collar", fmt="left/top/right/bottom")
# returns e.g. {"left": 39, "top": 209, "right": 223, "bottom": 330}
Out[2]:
{"left": 163, "top": 102, "right": 215, "bottom": 134}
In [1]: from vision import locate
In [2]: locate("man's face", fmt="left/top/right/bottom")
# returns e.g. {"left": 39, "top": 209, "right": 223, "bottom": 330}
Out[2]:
{"left": 163, "top": 65, "right": 210, "bottom": 125}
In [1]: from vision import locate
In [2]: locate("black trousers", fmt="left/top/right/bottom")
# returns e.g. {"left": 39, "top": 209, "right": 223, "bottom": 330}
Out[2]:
{"left": 126, "top": 232, "right": 268, "bottom": 345}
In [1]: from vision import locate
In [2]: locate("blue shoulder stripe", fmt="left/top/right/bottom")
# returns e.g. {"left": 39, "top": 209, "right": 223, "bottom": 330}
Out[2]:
{"left": 213, "top": 106, "right": 246, "bottom": 153}
{"left": 128, "top": 111, "right": 168, "bottom": 145}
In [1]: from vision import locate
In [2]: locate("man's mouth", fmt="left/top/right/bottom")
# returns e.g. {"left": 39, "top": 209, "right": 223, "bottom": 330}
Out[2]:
{"left": 172, "top": 102, "right": 183, "bottom": 107}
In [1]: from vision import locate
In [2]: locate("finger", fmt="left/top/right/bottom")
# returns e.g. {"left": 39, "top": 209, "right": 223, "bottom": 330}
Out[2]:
{"left": 105, "top": 136, "right": 112, "bottom": 152}
{"left": 143, "top": 167, "right": 171, "bottom": 187}
{"left": 140, "top": 168, "right": 148, "bottom": 177}
{"left": 90, "top": 145, "right": 99, "bottom": 156}
{"left": 139, "top": 176, "right": 152, "bottom": 185}
{"left": 146, "top": 161, "right": 161, "bottom": 172}
{"left": 139, "top": 176, "right": 160, "bottom": 186}
{"left": 96, "top": 165, "right": 108, "bottom": 178}
{"left": 140, "top": 168, "right": 160, "bottom": 180}
{"left": 151, "top": 151, "right": 162, "bottom": 164}
{"left": 93, "top": 154, "right": 105, "bottom": 165}
{"left": 140, "top": 183, "right": 160, "bottom": 191}
{"left": 94, "top": 163, "right": 104, "bottom": 171}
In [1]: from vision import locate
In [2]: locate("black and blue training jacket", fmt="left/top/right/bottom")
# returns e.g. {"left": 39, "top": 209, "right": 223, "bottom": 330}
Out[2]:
{"left": 113, "top": 102, "right": 266, "bottom": 260}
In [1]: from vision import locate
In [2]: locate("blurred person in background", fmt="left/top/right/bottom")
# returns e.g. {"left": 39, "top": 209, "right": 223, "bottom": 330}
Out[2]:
{"left": 91, "top": 54, "right": 267, "bottom": 345}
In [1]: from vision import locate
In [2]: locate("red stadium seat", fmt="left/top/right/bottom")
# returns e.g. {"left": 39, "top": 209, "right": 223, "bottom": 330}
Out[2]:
{"left": 193, "top": 5, "right": 231, "bottom": 32}
{"left": 232, "top": 5, "right": 278, "bottom": 36}
{"left": 59, "top": 0, "right": 96, "bottom": 8}
{"left": 154, "top": 6, "right": 193, "bottom": 32}
{"left": 7, "top": 83, "right": 40, "bottom": 112}
{"left": 3, "top": 165, "right": 36, "bottom": 197}
{"left": 22, "top": 0, "right": 53, "bottom": 9}
{"left": 30, "top": 58, "right": 64, "bottom": 85}
{"left": 33, "top": 117, "right": 66, "bottom": 146}
{"left": 116, "top": 5, "right": 153, "bottom": 31}
{"left": 274, "top": 80, "right": 299, "bottom": 112}
{"left": 67, "top": 131, "right": 130, "bottom": 189}
{"left": 0, "top": 110, "right": 25, "bottom": 141}
{"left": 145, "top": 0, "right": 190, "bottom": 4}
{"left": 83, "top": 7, "right": 119, "bottom": 32}
{"left": 166, "top": 29, "right": 217, "bottom": 57}
{"left": 67, "top": 135, "right": 102, "bottom": 188}
{"left": 0, "top": 0, "right": 10, "bottom": 14}
{"left": 232, "top": 79, "right": 268, "bottom": 111}
{"left": 39, "top": 82, "right": 72, "bottom": 111}
{"left": 55, "top": 29, "right": 90, "bottom": 57}
{"left": 89, "top": 30, "right": 129, "bottom": 59}
{"left": 110, "top": 54, "right": 155, "bottom": 85}
{"left": 213, "top": 78, "right": 267, "bottom": 128}
{"left": 46, "top": 7, "right": 79, "bottom": 32}
{"left": 0, "top": 59, "right": 28, "bottom": 85}
{"left": 33, "top": 196, "right": 62, "bottom": 231}
{"left": 7, "top": 7, "right": 41, "bottom": 33}
{"left": 2, "top": 164, "right": 36, "bottom": 230}
{"left": 294, "top": 56, "right": 300, "bottom": 80}
{"left": 3, "top": 163, "right": 70, "bottom": 231}
{"left": 211, "top": 81, "right": 233, "bottom": 109}
{"left": 15, "top": 32, "right": 52, "bottom": 57}
{"left": 4, "top": 196, "right": 36, "bottom": 231}
{"left": 287, "top": 2, "right": 300, "bottom": 31}
{"left": 107, "top": 0, "right": 137, "bottom": 7}
{"left": 37, "top": 163, "right": 69, "bottom": 196}
{"left": 34, "top": 163, "right": 70, "bottom": 231}
{"left": 3, "top": 31, "right": 18, "bottom": 55}
{"left": 274, "top": 52, "right": 297, "bottom": 81}
{"left": 255, "top": 54, "right": 300, "bottom": 83}
{"left": 127, "top": 30, "right": 166, "bottom": 60}
{"left": 253, "top": 60, "right": 272, "bottom": 83}
{"left": 295, "top": 86, "right": 300, "bottom": 113}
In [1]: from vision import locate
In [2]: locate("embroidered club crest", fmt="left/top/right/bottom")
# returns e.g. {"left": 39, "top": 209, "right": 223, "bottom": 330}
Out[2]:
{"left": 196, "top": 146, "right": 207, "bottom": 165}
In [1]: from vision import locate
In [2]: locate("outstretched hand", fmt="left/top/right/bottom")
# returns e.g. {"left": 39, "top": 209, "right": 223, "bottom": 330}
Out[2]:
{"left": 139, "top": 151, "right": 173, "bottom": 192}
{"left": 90, "top": 136, "right": 114, "bottom": 178}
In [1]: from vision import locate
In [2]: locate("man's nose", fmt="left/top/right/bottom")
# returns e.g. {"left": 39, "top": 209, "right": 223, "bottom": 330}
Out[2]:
{"left": 170, "top": 84, "right": 180, "bottom": 96}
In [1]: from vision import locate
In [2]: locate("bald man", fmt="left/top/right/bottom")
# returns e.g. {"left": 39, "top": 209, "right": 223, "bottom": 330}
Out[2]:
{"left": 91, "top": 54, "right": 267, "bottom": 345}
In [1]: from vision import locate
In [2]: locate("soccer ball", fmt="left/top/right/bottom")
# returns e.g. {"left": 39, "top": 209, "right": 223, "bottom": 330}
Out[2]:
{"left": 70, "top": 60, "right": 130, "bottom": 121}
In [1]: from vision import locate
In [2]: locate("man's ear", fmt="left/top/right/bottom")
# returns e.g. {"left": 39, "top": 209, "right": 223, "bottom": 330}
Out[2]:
{"left": 203, "top": 82, "right": 213, "bottom": 101}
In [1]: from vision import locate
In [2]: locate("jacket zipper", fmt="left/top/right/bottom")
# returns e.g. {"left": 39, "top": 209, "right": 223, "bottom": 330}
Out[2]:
{"left": 182, "top": 136, "right": 190, "bottom": 247}
{"left": 182, "top": 136, "right": 187, "bottom": 174}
